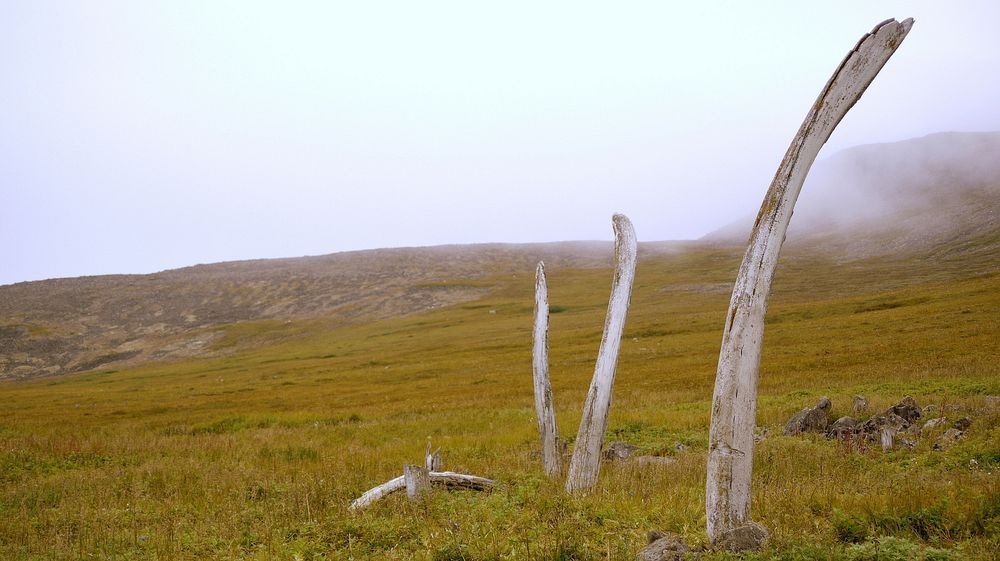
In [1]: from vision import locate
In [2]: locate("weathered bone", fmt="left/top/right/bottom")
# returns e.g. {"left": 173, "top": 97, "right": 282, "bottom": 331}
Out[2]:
{"left": 533, "top": 261, "right": 562, "bottom": 478}
{"left": 705, "top": 18, "right": 913, "bottom": 543}
{"left": 425, "top": 439, "right": 443, "bottom": 471}
{"left": 349, "top": 470, "right": 495, "bottom": 511}
{"left": 565, "top": 213, "right": 638, "bottom": 493}
{"left": 404, "top": 464, "right": 431, "bottom": 500}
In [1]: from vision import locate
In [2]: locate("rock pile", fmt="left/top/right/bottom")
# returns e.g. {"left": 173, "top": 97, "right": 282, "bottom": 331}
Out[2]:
{"left": 781, "top": 395, "right": 975, "bottom": 451}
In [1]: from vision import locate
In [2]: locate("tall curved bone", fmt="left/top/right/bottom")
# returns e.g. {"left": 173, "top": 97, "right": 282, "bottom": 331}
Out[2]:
{"left": 566, "top": 213, "right": 638, "bottom": 493}
{"left": 533, "top": 261, "right": 562, "bottom": 478}
{"left": 705, "top": 18, "right": 913, "bottom": 542}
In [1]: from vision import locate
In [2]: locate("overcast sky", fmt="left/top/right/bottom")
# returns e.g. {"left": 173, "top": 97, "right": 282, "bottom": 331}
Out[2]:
{"left": 2, "top": 2, "right": 998, "bottom": 285}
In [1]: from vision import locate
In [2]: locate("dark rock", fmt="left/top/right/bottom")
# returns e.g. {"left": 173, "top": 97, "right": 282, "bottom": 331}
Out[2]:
{"left": 603, "top": 441, "right": 639, "bottom": 462}
{"left": 783, "top": 397, "right": 832, "bottom": 436}
{"left": 827, "top": 416, "right": 858, "bottom": 439}
{"left": 889, "top": 396, "right": 921, "bottom": 425}
{"left": 714, "top": 522, "right": 769, "bottom": 552}
{"left": 853, "top": 395, "right": 869, "bottom": 415}
{"left": 952, "top": 417, "right": 972, "bottom": 431}
{"left": 637, "top": 532, "right": 688, "bottom": 561}
{"left": 934, "top": 428, "right": 965, "bottom": 450}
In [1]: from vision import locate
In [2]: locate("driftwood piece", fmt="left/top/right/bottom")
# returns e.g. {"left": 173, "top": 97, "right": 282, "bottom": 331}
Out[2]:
{"left": 349, "top": 471, "right": 496, "bottom": 511}
{"left": 533, "top": 261, "right": 562, "bottom": 478}
{"left": 566, "top": 213, "right": 638, "bottom": 493}
{"left": 705, "top": 18, "right": 913, "bottom": 543}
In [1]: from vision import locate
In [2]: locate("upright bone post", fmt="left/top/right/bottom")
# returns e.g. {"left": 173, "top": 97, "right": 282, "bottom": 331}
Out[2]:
{"left": 566, "top": 213, "right": 638, "bottom": 493}
{"left": 533, "top": 261, "right": 562, "bottom": 478}
{"left": 705, "top": 18, "right": 913, "bottom": 543}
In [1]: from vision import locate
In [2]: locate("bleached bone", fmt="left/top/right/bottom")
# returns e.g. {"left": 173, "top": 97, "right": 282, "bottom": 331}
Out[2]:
{"left": 349, "top": 471, "right": 496, "bottom": 511}
{"left": 533, "top": 261, "right": 562, "bottom": 478}
{"left": 705, "top": 18, "right": 913, "bottom": 543}
{"left": 425, "top": 440, "right": 443, "bottom": 471}
{"left": 404, "top": 464, "right": 431, "bottom": 499}
{"left": 566, "top": 213, "right": 638, "bottom": 493}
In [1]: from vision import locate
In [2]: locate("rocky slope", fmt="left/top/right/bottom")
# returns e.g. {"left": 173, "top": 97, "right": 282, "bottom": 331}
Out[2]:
{"left": 0, "top": 242, "right": 641, "bottom": 380}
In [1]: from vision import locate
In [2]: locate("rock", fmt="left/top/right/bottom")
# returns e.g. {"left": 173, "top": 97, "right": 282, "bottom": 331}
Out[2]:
{"left": 827, "top": 416, "right": 858, "bottom": 439}
{"left": 714, "top": 522, "right": 769, "bottom": 552}
{"left": 952, "top": 417, "right": 972, "bottom": 431}
{"left": 933, "top": 428, "right": 965, "bottom": 450}
{"left": 853, "top": 395, "right": 869, "bottom": 415}
{"left": 921, "top": 417, "right": 949, "bottom": 432}
{"left": 674, "top": 442, "right": 688, "bottom": 452}
{"left": 889, "top": 396, "right": 921, "bottom": 425}
{"left": 603, "top": 441, "right": 639, "bottom": 462}
{"left": 859, "top": 412, "right": 907, "bottom": 450}
{"left": 633, "top": 456, "right": 677, "bottom": 467}
{"left": 783, "top": 397, "right": 832, "bottom": 436}
{"left": 637, "top": 532, "right": 688, "bottom": 561}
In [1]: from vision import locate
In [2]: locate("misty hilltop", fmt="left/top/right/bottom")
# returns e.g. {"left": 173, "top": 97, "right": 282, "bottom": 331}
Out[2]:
{"left": 2, "top": 131, "right": 999, "bottom": 381}
{"left": 705, "top": 131, "right": 1000, "bottom": 258}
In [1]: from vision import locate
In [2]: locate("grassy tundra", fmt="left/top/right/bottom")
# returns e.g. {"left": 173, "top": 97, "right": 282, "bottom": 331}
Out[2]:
{"left": 1, "top": 237, "right": 998, "bottom": 560}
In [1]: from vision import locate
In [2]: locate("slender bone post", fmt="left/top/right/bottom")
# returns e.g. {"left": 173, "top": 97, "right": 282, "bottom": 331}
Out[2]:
{"left": 533, "top": 261, "right": 562, "bottom": 478}
{"left": 705, "top": 18, "right": 913, "bottom": 544}
{"left": 565, "top": 213, "right": 638, "bottom": 493}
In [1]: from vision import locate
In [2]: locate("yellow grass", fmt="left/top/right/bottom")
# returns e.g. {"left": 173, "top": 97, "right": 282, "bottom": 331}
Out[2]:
{"left": 1, "top": 244, "right": 998, "bottom": 560}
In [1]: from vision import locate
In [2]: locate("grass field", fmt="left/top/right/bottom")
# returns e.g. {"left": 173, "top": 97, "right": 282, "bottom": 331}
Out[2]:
{"left": 1, "top": 242, "right": 998, "bottom": 560}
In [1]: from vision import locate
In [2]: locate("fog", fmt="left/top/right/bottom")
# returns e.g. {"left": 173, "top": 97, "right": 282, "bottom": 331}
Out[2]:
{"left": 2, "top": 2, "right": 999, "bottom": 285}
{"left": 706, "top": 131, "right": 1000, "bottom": 244}
{"left": 796, "top": 132, "right": 1000, "bottom": 229}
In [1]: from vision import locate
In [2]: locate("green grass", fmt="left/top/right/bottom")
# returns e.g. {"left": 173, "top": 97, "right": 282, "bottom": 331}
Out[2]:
{"left": 1, "top": 244, "right": 998, "bottom": 559}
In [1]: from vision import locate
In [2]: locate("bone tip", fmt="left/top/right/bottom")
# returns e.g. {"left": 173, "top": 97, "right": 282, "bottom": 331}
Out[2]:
{"left": 874, "top": 17, "right": 914, "bottom": 35}
{"left": 611, "top": 213, "right": 632, "bottom": 227}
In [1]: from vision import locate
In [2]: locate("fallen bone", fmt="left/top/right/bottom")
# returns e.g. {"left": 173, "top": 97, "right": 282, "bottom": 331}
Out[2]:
{"left": 349, "top": 470, "right": 496, "bottom": 511}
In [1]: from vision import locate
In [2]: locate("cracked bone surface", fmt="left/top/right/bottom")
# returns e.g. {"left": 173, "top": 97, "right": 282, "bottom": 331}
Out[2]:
{"left": 705, "top": 18, "right": 913, "bottom": 543}
{"left": 565, "top": 213, "right": 638, "bottom": 493}
{"left": 533, "top": 261, "right": 562, "bottom": 478}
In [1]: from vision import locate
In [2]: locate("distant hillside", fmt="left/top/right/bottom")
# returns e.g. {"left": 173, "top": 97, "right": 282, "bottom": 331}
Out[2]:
{"left": 704, "top": 131, "right": 1000, "bottom": 260}
{"left": 3, "top": 132, "right": 998, "bottom": 381}
{"left": 0, "top": 241, "right": 693, "bottom": 380}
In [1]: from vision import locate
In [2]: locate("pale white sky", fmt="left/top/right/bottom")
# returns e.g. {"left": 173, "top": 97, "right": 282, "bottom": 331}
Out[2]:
{"left": 2, "top": 2, "right": 998, "bottom": 285}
